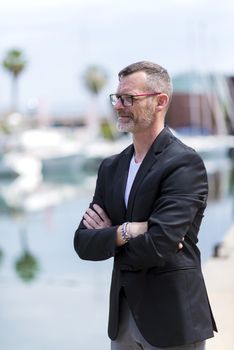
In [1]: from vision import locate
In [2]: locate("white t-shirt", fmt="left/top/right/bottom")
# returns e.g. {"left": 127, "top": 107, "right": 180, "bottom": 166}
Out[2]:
{"left": 124, "top": 156, "right": 142, "bottom": 207}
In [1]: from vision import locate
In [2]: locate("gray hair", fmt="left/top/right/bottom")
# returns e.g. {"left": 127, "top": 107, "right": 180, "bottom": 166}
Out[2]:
{"left": 118, "top": 61, "right": 173, "bottom": 103}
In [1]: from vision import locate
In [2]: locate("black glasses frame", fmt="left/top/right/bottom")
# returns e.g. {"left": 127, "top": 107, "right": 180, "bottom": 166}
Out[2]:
{"left": 109, "top": 92, "right": 161, "bottom": 107}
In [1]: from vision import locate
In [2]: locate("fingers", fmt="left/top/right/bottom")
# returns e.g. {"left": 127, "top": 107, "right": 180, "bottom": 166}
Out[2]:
{"left": 178, "top": 237, "right": 185, "bottom": 250}
{"left": 83, "top": 209, "right": 101, "bottom": 229}
{"left": 83, "top": 218, "right": 94, "bottom": 229}
{"left": 83, "top": 204, "right": 111, "bottom": 229}
{"left": 93, "top": 204, "right": 111, "bottom": 225}
{"left": 178, "top": 242, "right": 183, "bottom": 250}
{"left": 86, "top": 207, "right": 103, "bottom": 225}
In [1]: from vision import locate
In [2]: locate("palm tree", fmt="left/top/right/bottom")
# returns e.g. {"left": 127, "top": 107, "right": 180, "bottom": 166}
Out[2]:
{"left": 2, "top": 48, "right": 27, "bottom": 112}
{"left": 0, "top": 247, "right": 4, "bottom": 267}
{"left": 15, "top": 250, "right": 39, "bottom": 282}
{"left": 14, "top": 228, "right": 39, "bottom": 283}
{"left": 83, "top": 65, "right": 108, "bottom": 95}
{"left": 83, "top": 65, "right": 112, "bottom": 137}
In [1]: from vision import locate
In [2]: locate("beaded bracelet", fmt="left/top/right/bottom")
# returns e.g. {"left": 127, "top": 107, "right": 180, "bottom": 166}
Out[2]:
{"left": 121, "top": 222, "right": 131, "bottom": 242}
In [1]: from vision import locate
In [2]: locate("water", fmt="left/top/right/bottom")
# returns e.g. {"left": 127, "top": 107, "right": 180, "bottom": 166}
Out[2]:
{"left": 0, "top": 157, "right": 233, "bottom": 350}
{"left": 0, "top": 195, "right": 112, "bottom": 350}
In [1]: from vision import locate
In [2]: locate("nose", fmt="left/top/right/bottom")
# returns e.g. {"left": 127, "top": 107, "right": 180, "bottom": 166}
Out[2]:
{"left": 113, "top": 97, "right": 124, "bottom": 110}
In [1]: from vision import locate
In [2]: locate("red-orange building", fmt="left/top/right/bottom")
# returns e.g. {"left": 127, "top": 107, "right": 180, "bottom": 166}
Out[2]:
{"left": 166, "top": 73, "right": 234, "bottom": 135}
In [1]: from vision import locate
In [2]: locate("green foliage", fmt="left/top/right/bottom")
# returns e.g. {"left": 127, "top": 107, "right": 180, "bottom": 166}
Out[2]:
{"left": 0, "top": 247, "right": 4, "bottom": 266}
{"left": 15, "top": 251, "right": 39, "bottom": 282}
{"left": 2, "top": 48, "right": 27, "bottom": 77}
{"left": 0, "top": 120, "right": 11, "bottom": 134}
{"left": 100, "top": 119, "right": 117, "bottom": 140}
{"left": 2, "top": 48, "right": 27, "bottom": 111}
{"left": 83, "top": 65, "right": 108, "bottom": 95}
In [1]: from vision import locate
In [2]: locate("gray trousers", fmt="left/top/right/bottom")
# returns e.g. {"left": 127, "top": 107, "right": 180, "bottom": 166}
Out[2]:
{"left": 111, "top": 297, "right": 206, "bottom": 350}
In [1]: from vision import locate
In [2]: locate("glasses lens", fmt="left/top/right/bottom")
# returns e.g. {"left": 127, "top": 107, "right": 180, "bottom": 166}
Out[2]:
{"left": 122, "top": 95, "right": 132, "bottom": 106}
{"left": 109, "top": 94, "right": 133, "bottom": 106}
{"left": 110, "top": 94, "right": 118, "bottom": 105}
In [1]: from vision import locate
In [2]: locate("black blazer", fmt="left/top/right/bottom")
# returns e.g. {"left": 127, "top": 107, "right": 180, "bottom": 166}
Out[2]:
{"left": 74, "top": 127, "right": 217, "bottom": 348}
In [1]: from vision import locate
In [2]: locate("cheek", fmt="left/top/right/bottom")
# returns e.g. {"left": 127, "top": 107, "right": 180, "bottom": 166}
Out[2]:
{"left": 144, "top": 105, "right": 155, "bottom": 119}
{"left": 139, "top": 111, "right": 155, "bottom": 126}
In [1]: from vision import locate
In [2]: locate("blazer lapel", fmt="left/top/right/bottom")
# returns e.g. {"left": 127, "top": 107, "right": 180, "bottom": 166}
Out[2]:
{"left": 112, "top": 144, "right": 134, "bottom": 221}
{"left": 126, "top": 127, "right": 173, "bottom": 219}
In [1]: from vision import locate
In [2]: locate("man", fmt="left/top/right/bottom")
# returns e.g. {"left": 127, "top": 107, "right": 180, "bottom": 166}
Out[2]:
{"left": 74, "top": 61, "right": 217, "bottom": 350}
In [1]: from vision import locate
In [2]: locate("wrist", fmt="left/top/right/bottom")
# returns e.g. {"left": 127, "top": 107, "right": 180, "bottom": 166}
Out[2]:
{"left": 116, "top": 222, "right": 132, "bottom": 246}
{"left": 129, "top": 222, "right": 147, "bottom": 238}
{"left": 121, "top": 222, "right": 131, "bottom": 243}
{"left": 116, "top": 225, "right": 126, "bottom": 246}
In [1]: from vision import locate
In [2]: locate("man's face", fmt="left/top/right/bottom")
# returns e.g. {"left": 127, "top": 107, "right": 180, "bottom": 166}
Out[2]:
{"left": 114, "top": 71, "right": 157, "bottom": 134}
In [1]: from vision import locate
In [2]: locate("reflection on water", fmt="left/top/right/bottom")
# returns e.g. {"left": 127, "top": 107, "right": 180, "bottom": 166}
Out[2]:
{"left": 0, "top": 152, "right": 233, "bottom": 278}
{"left": 0, "top": 148, "right": 233, "bottom": 350}
{"left": 0, "top": 246, "right": 4, "bottom": 266}
{"left": 14, "top": 228, "right": 40, "bottom": 282}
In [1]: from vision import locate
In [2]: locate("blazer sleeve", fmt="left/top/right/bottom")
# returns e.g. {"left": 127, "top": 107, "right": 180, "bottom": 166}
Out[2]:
{"left": 115, "top": 151, "right": 208, "bottom": 270}
{"left": 73, "top": 160, "right": 118, "bottom": 261}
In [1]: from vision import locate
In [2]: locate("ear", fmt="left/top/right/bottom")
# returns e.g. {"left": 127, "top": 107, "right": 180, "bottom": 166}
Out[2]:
{"left": 156, "top": 93, "right": 169, "bottom": 110}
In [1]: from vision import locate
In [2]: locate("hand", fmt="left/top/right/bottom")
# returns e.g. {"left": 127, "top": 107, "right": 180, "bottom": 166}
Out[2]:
{"left": 116, "top": 221, "right": 147, "bottom": 247}
{"left": 83, "top": 204, "right": 112, "bottom": 229}
{"left": 178, "top": 237, "right": 184, "bottom": 250}
{"left": 128, "top": 222, "right": 148, "bottom": 238}
{"left": 129, "top": 224, "right": 184, "bottom": 250}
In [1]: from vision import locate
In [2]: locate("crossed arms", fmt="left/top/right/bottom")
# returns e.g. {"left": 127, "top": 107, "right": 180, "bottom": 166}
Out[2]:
{"left": 83, "top": 203, "right": 183, "bottom": 249}
{"left": 74, "top": 151, "right": 207, "bottom": 269}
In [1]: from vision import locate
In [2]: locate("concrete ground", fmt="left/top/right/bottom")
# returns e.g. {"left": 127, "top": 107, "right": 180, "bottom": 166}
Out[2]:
{"left": 204, "top": 224, "right": 234, "bottom": 350}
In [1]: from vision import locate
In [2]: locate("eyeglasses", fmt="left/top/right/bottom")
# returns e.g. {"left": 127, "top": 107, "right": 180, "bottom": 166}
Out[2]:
{"left": 109, "top": 93, "right": 161, "bottom": 107}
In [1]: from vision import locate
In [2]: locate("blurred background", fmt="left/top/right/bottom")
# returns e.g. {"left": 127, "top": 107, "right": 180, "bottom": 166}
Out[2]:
{"left": 0, "top": 0, "right": 234, "bottom": 349}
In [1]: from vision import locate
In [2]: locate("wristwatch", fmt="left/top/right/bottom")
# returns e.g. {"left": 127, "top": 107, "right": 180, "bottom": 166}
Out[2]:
{"left": 121, "top": 222, "right": 131, "bottom": 242}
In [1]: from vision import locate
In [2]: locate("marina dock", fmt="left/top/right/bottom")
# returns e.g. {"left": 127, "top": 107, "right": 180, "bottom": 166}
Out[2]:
{"left": 204, "top": 224, "right": 234, "bottom": 350}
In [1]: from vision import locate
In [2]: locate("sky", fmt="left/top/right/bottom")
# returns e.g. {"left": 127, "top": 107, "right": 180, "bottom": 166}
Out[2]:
{"left": 0, "top": 0, "right": 234, "bottom": 116}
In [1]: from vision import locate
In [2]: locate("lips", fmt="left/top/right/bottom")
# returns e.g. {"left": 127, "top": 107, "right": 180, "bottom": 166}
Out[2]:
{"left": 118, "top": 116, "right": 132, "bottom": 123}
{"left": 118, "top": 112, "right": 133, "bottom": 119}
